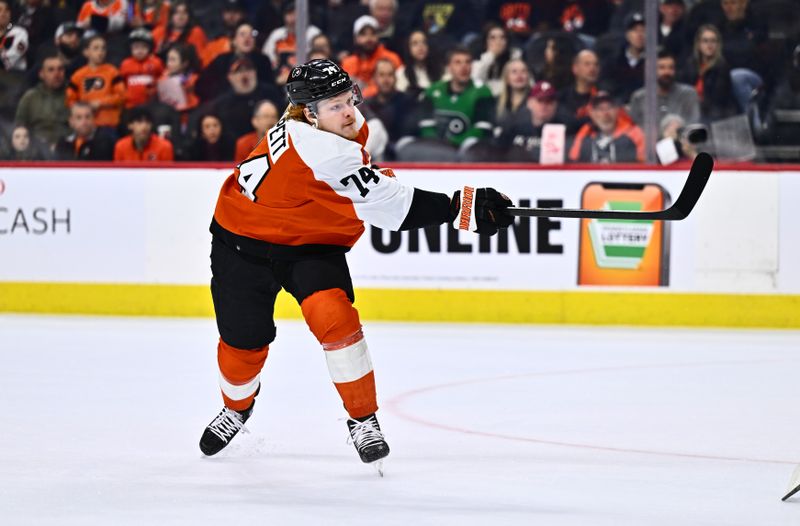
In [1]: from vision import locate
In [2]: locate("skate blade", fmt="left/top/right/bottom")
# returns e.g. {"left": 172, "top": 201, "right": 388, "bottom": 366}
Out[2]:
{"left": 373, "top": 460, "right": 384, "bottom": 477}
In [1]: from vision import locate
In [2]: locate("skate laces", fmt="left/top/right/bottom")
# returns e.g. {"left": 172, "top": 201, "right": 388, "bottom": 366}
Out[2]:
{"left": 347, "top": 416, "right": 384, "bottom": 450}
{"left": 208, "top": 407, "right": 247, "bottom": 443}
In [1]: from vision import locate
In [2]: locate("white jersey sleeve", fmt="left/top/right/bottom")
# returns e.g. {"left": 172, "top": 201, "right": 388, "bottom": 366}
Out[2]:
{"left": 289, "top": 119, "right": 414, "bottom": 231}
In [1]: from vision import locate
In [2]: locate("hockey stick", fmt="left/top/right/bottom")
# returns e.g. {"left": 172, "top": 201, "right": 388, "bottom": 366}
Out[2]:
{"left": 506, "top": 152, "right": 713, "bottom": 221}
{"left": 782, "top": 465, "right": 800, "bottom": 501}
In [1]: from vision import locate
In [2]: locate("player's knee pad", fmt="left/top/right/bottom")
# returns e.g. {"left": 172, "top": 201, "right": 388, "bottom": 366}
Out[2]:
{"left": 300, "top": 288, "right": 361, "bottom": 344}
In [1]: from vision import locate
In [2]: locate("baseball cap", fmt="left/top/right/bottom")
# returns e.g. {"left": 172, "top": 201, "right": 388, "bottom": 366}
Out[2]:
{"left": 590, "top": 91, "right": 616, "bottom": 107}
{"left": 624, "top": 12, "right": 645, "bottom": 30}
{"left": 529, "top": 81, "right": 556, "bottom": 101}
{"left": 223, "top": 0, "right": 246, "bottom": 11}
{"left": 55, "top": 21, "right": 83, "bottom": 41}
{"left": 353, "top": 15, "right": 379, "bottom": 36}
{"left": 229, "top": 56, "right": 255, "bottom": 73}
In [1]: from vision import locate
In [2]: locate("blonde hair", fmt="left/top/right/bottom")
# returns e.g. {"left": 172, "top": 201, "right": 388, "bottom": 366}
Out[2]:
{"left": 496, "top": 58, "right": 532, "bottom": 119}
{"left": 282, "top": 103, "right": 313, "bottom": 124}
{"left": 694, "top": 24, "right": 723, "bottom": 67}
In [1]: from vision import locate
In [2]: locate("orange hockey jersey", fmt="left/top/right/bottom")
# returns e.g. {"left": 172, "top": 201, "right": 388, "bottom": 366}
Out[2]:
{"left": 212, "top": 108, "right": 414, "bottom": 250}
{"left": 120, "top": 54, "right": 164, "bottom": 108}
{"left": 67, "top": 63, "right": 126, "bottom": 127}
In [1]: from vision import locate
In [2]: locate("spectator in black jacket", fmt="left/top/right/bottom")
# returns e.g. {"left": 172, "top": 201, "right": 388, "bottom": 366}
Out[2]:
{"left": 717, "top": 0, "right": 769, "bottom": 111}
{"left": 188, "top": 112, "right": 235, "bottom": 162}
{"left": 600, "top": 11, "right": 645, "bottom": 104}
{"left": 558, "top": 48, "right": 600, "bottom": 133}
{"left": 658, "top": 0, "right": 689, "bottom": 60}
{"left": 201, "top": 56, "right": 285, "bottom": 140}
{"left": 679, "top": 24, "right": 738, "bottom": 123}
{"left": 364, "top": 58, "right": 417, "bottom": 159}
{"left": 196, "top": 22, "right": 275, "bottom": 102}
{"left": 55, "top": 101, "right": 116, "bottom": 160}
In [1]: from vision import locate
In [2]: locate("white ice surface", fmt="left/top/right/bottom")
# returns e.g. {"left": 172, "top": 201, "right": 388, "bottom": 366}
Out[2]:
{"left": 1, "top": 315, "right": 799, "bottom": 525}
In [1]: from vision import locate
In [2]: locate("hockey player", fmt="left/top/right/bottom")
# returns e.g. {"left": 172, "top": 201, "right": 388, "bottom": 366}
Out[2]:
{"left": 199, "top": 59, "right": 514, "bottom": 469}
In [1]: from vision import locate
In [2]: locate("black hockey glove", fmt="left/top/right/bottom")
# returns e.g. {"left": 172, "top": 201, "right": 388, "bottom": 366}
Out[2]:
{"left": 450, "top": 186, "right": 514, "bottom": 236}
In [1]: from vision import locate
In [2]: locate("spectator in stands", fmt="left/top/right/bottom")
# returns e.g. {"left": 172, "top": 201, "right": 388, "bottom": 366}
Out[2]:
{"left": 369, "top": 0, "right": 402, "bottom": 54}
{"left": 558, "top": 49, "right": 600, "bottom": 133}
{"left": 153, "top": 1, "right": 207, "bottom": 62}
{"left": 395, "top": 30, "right": 442, "bottom": 97}
{"left": 601, "top": 11, "right": 645, "bottom": 104}
{"left": 15, "top": 54, "right": 70, "bottom": 148}
{"left": 628, "top": 49, "right": 700, "bottom": 127}
{"left": 341, "top": 15, "right": 403, "bottom": 99}
{"left": 76, "top": 0, "right": 127, "bottom": 34}
{"left": 679, "top": 24, "right": 738, "bottom": 123}
{"left": 660, "top": 113, "right": 702, "bottom": 159}
{"left": 234, "top": 99, "right": 278, "bottom": 162}
{"left": 658, "top": 0, "right": 688, "bottom": 60}
{"left": 0, "top": 125, "right": 48, "bottom": 160}
{"left": 130, "top": 0, "right": 170, "bottom": 32}
{"left": 15, "top": 0, "right": 56, "bottom": 53}
{"left": 120, "top": 28, "right": 164, "bottom": 109}
{"left": 364, "top": 58, "right": 416, "bottom": 157}
{"left": 188, "top": 112, "right": 234, "bottom": 162}
{"left": 484, "top": 0, "right": 542, "bottom": 47}
{"left": 262, "top": 1, "right": 322, "bottom": 86}
{"left": 568, "top": 90, "right": 644, "bottom": 163}
{"left": 113, "top": 106, "right": 174, "bottom": 161}
{"left": 36, "top": 22, "right": 85, "bottom": 80}
{"left": 530, "top": 36, "right": 574, "bottom": 92}
{"left": 472, "top": 23, "right": 521, "bottom": 97}
{"left": 197, "top": 22, "right": 275, "bottom": 102}
{"left": 157, "top": 42, "right": 199, "bottom": 120}
{"left": 495, "top": 80, "right": 568, "bottom": 160}
{"left": 495, "top": 58, "right": 532, "bottom": 122}
{"left": 0, "top": 0, "right": 29, "bottom": 71}
{"left": 201, "top": 0, "right": 245, "bottom": 67}
{"left": 66, "top": 34, "right": 125, "bottom": 131}
{"left": 204, "top": 57, "right": 284, "bottom": 140}
{"left": 717, "top": 0, "right": 769, "bottom": 112}
{"left": 55, "top": 101, "right": 116, "bottom": 160}
{"left": 763, "top": 44, "right": 800, "bottom": 146}
{"left": 418, "top": 46, "right": 495, "bottom": 147}
{"left": 309, "top": 33, "right": 332, "bottom": 60}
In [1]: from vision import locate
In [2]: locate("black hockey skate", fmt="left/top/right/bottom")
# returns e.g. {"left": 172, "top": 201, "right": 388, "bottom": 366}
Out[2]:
{"left": 347, "top": 413, "right": 390, "bottom": 467}
{"left": 199, "top": 401, "right": 254, "bottom": 456}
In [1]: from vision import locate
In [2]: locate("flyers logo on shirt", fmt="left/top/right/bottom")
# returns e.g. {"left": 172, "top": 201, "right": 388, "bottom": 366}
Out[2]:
{"left": 84, "top": 76, "right": 106, "bottom": 91}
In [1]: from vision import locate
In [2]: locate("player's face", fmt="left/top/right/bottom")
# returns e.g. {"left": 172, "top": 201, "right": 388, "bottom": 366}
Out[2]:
{"left": 315, "top": 90, "right": 358, "bottom": 140}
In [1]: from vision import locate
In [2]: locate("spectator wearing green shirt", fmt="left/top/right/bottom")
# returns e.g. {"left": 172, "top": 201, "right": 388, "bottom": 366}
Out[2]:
{"left": 418, "top": 46, "right": 495, "bottom": 147}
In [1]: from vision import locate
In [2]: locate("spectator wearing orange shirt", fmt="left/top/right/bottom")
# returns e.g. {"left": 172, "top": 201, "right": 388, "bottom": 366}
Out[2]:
{"left": 120, "top": 28, "right": 164, "bottom": 109}
{"left": 568, "top": 91, "right": 644, "bottom": 163}
{"left": 76, "top": 0, "right": 127, "bottom": 33}
{"left": 200, "top": 0, "right": 245, "bottom": 67}
{"left": 234, "top": 99, "right": 279, "bottom": 162}
{"left": 131, "top": 0, "right": 171, "bottom": 32}
{"left": 341, "top": 16, "right": 403, "bottom": 99}
{"left": 66, "top": 34, "right": 125, "bottom": 129}
{"left": 114, "top": 106, "right": 174, "bottom": 161}
{"left": 152, "top": 1, "right": 207, "bottom": 62}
